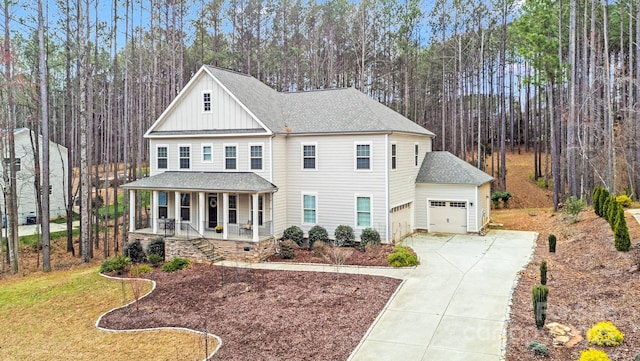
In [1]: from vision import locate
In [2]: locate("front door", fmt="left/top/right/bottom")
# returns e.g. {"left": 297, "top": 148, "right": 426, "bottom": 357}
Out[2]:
{"left": 208, "top": 195, "right": 218, "bottom": 228}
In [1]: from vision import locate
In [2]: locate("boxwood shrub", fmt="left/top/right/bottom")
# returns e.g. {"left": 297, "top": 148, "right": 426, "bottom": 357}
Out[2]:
{"left": 283, "top": 225, "right": 304, "bottom": 247}
{"left": 308, "top": 225, "right": 329, "bottom": 249}
{"left": 334, "top": 225, "right": 354, "bottom": 247}
{"left": 161, "top": 257, "right": 190, "bottom": 272}
{"left": 359, "top": 227, "right": 381, "bottom": 250}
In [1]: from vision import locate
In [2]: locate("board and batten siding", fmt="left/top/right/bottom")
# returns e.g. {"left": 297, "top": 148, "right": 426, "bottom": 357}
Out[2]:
{"left": 285, "top": 134, "right": 388, "bottom": 240}
{"left": 415, "top": 183, "right": 479, "bottom": 232}
{"left": 271, "top": 135, "right": 288, "bottom": 238}
{"left": 149, "top": 137, "right": 271, "bottom": 181}
{"left": 153, "top": 72, "right": 263, "bottom": 132}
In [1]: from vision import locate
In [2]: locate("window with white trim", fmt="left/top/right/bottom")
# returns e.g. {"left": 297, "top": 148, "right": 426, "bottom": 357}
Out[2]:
{"left": 228, "top": 195, "right": 237, "bottom": 224}
{"left": 202, "top": 145, "right": 212, "bottom": 162}
{"left": 302, "top": 194, "right": 316, "bottom": 224}
{"left": 356, "top": 196, "right": 371, "bottom": 227}
{"left": 450, "top": 202, "right": 466, "bottom": 208}
{"left": 430, "top": 201, "right": 446, "bottom": 207}
{"left": 250, "top": 145, "right": 263, "bottom": 170}
{"left": 250, "top": 195, "right": 264, "bottom": 226}
{"left": 179, "top": 146, "right": 190, "bottom": 169}
{"left": 203, "top": 91, "right": 212, "bottom": 112}
{"left": 391, "top": 144, "right": 397, "bottom": 170}
{"left": 356, "top": 144, "right": 371, "bottom": 170}
{"left": 414, "top": 144, "right": 419, "bottom": 166}
{"left": 158, "top": 192, "right": 168, "bottom": 219}
{"left": 303, "top": 144, "right": 316, "bottom": 169}
{"left": 180, "top": 193, "right": 191, "bottom": 221}
{"left": 157, "top": 147, "right": 167, "bottom": 169}
{"left": 225, "top": 145, "right": 237, "bottom": 170}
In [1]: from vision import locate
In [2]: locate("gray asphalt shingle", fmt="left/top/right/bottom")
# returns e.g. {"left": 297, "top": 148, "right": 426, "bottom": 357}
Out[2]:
{"left": 416, "top": 151, "right": 493, "bottom": 186}
{"left": 122, "top": 171, "right": 278, "bottom": 192}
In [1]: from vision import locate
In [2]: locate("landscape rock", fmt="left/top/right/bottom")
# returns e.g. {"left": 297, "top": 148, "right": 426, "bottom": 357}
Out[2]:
{"left": 545, "top": 322, "right": 582, "bottom": 348}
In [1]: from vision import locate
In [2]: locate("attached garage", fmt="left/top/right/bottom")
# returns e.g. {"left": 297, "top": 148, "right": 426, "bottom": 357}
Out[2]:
{"left": 414, "top": 152, "right": 493, "bottom": 234}
{"left": 390, "top": 202, "right": 412, "bottom": 242}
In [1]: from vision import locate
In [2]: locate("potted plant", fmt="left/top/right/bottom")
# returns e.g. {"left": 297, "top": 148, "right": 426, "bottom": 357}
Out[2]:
{"left": 215, "top": 225, "right": 223, "bottom": 233}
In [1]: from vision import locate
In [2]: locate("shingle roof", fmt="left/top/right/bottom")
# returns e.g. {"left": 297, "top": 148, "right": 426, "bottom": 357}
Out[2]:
{"left": 122, "top": 171, "right": 278, "bottom": 192}
{"left": 416, "top": 151, "right": 493, "bottom": 186}
{"left": 203, "top": 66, "right": 434, "bottom": 136}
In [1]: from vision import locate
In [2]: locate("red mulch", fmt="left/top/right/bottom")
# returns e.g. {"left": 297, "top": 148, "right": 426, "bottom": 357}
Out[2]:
{"left": 99, "top": 263, "right": 401, "bottom": 360}
{"left": 266, "top": 244, "right": 395, "bottom": 267}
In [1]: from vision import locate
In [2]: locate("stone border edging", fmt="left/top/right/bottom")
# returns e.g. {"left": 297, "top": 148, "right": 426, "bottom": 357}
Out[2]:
{"left": 96, "top": 272, "right": 222, "bottom": 361}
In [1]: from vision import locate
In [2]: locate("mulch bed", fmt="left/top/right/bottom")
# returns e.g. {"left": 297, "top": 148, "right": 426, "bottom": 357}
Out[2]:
{"left": 266, "top": 244, "right": 395, "bottom": 267}
{"left": 99, "top": 263, "right": 401, "bottom": 360}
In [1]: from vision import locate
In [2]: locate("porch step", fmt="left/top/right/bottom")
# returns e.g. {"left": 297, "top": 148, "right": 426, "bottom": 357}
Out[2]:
{"left": 192, "top": 239, "right": 224, "bottom": 263}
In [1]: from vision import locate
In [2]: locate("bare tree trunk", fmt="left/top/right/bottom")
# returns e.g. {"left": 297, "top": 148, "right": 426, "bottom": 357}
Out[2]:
{"left": 79, "top": 0, "right": 91, "bottom": 263}
{"left": 603, "top": 0, "right": 615, "bottom": 192}
{"left": 567, "top": 0, "right": 578, "bottom": 197}
{"left": 64, "top": 0, "right": 75, "bottom": 256}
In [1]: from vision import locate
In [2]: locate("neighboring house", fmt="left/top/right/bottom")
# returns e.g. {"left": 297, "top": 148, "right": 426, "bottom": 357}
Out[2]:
{"left": 123, "top": 65, "right": 493, "bottom": 261}
{"left": 0, "top": 128, "right": 69, "bottom": 224}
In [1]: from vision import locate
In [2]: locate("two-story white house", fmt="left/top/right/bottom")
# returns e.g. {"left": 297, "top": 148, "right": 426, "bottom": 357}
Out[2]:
{"left": 123, "top": 66, "right": 493, "bottom": 261}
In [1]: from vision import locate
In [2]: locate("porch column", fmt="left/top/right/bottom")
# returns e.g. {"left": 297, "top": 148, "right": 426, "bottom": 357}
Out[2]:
{"left": 198, "top": 191, "right": 205, "bottom": 235}
{"left": 222, "top": 192, "right": 229, "bottom": 239}
{"left": 252, "top": 193, "right": 259, "bottom": 242}
{"left": 174, "top": 192, "right": 181, "bottom": 235}
{"left": 128, "top": 189, "right": 136, "bottom": 232}
{"left": 152, "top": 190, "right": 158, "bottom": 234}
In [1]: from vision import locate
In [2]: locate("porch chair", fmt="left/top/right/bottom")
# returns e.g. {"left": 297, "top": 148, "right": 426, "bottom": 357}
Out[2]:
{"left": 240, "top": 220, "right": 252, "bottom": 235}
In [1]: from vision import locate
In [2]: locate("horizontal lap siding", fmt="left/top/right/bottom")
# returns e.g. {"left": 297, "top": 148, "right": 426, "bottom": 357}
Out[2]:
{"left": 285, "top": 134, "right": 387, "bottom": 240}
{"left": 415, "top": 184, "right": 478, "bottom": 231}
{"left": 156, "top": 73, "right": 261, "bottom": 132}
{"left": 271, "top": 136, "right": 287, "bottom": 237}
{"left": 477, "top": 182, "right": 491, "bottom": 230}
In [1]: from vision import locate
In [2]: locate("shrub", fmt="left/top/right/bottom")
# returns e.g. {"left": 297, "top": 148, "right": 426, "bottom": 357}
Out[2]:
{"left": 146, "top": 253, "right": 163, "bottom": 267}
{"left": 586, "top": 321, "right": 624, "bottom": 347}
{"left": 99, "top": 255, "right": 131, "bottom": 275}
{"left": 548, "top": 234, "right": 557, "bottom": 253}
{"left": 616, "top": 194, "right": 632, "bottom": 208}
{"left": 634, "top": 354, "right": 640, "bottom": 361}
{"left": 312, "top": 241, "right": 329, "bottom": 258}
{"left": 578, "top": 348, "right": 611, "bottom": 361}
{"left": 161, "top": 257, "right": 190, "bottom": 272}
{"left": 130, "top": 264, "right": 152, "bottom": 276}
{"left": 614, "top": 207, "right": 631, "bottom": 252}
{"left": 387, "top": 246, "right": 419, "bottom": 267}
{"left": 607, "top": 197, "right": 618, "bottom": 226}
{"left": 123, "top": 239, "right": 145, "bottom": 263}
{"left": 334, "top": 225, "right": 355, "bottom": 247}
{"left": 598, "top": 189, "right": 610, "bottom": 218}
{"left": 283, "top": 225, "right": 304, "bottom": 247}
{"left": 359, "top": 228, "right": 381, "bottom": 250}
{"left": 593, "top": 187, "right": 602, "bottom": 216}
{"left": 532, "top": 284, "right": 548, "bottom": 329}
{"left": 501, "top": 191, "right": 513, "bottom": 208}
{"left": 540, "top": 260, "right": 547, "bottom": 285}
{"left": 279, "top": 239, "right": 297, "bottom": 259}
{"left": 563, "top": 196, "right": 586, "bottom": 223}
{"left": 146, "top": 237, "right": 165, "bottom": 258}
{"left": 491, "top": 192, "right": 502, "bottom": 208}
{"left": 526, "top": 340, "right": 549, "bottom": 357}
{"left": 308, "top": 225, "right": 329, "bottom": 249}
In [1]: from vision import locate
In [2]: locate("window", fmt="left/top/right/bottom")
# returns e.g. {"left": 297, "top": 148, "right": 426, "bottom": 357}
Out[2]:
{"left": 157, "top": 147, "right": 167, "bottom": 169}
{"left": 391, "top": 144, "right": 397, "bottom": 170}
{"left": 180, "top": 193, "right": 190, "bottom": 221}
{"left": 302, "top": 194, "right": 316, "bottom": 224}
{"left": 414, "top": 144, "right": 419, "bottom": 166}
{"left": 179, "top": 146, "right": 190, "bottom": 169}
{"left": 250, "top": 195, "right": 264, "bottom": 226}
{"left": 356, "top": 196, "right": 371, "bottom": 227}
{"left": 225, "top": 146, "right": 237, "bottom": 169}
{"left": 203, "top": 91, "right": 212, "bottom": 112}
{"left": 228, "top": 195, "right": 237, "bottom": 224}
{"left": 250, "top": 145, "right": 262, "bottom": 170}
{"left": 302, "top": 144, "right": 316, "bottom": 170}
{"left": 158, "top": 192, "right": 168, "bottom": 219}
{"left": 4, "top": 158, "right": 20, "bottom": 172}
{"left": 430, "top": 201, "right": 446, "bottom": 207}
{"left": 356, "top": 144, "right": 370, "bottom": 170}
{"left": 202, "top": 145, "right": 212, "bottom": 162}
{"left": 450, "top": 202, "right": 466, "bottom": 208}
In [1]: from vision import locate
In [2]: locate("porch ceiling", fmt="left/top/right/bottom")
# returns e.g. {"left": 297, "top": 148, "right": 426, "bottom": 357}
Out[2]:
{"left": 122, "top": 171, "right": 278, "bottom": 193}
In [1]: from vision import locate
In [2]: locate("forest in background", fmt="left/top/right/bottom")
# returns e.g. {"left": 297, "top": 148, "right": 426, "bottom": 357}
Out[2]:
{"left": 1, "top": 0, "right": 639, "bottom": 271}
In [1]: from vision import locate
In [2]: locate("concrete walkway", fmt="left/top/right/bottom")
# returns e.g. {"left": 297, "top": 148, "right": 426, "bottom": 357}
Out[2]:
{"left": 627, "top": 208, "right": 640, "bottom": 226}
{"left": 3, "top": 220, "right": 81, "bottom": 237}
{"left": 222, "top": 230, "right": 536, "bottom": 361}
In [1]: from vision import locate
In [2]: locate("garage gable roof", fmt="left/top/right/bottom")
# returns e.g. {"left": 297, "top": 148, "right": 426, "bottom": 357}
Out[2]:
{"left": 416, "top": 151, "right": 493, "bottom": 186}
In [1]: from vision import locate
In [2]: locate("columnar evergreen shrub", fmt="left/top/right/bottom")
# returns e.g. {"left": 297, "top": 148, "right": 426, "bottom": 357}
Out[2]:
{"left": 578, "top": 349, "right": 611, "bottom": 361}
{"left": 308, "top": 225, "right": 328, "bottom": 249}
{"left": 593, "top": 187, "right": 602, "bottom": 216}
{"left": 334, "top": 225, "right": 355, "bottom": 247}
{"left": 586, "top": 321, "right": 624, "bottom": 346}
{"left": 607, "top": 197, "right": 618, "bottom": 225}
{"left": 548, "top": 234, "right": 557, "bottom": 253}
{"left": 614, "top": 207, "right": 631, "bottom": 252}
{"left": 532, "top": 284, "right": 549, "bottom": 329}
{"left": 359, "top": 227, "right": 381, "bottom": 250}
{"left": 602, "top": 195, "right": 612, "bottom": 221}
{"left": 540, "top": 260, "right": 548, "bottom": 285}
{"left": 526, "top": 341, "right": 550, "bottom": 357}
{"left": 123, "top": 240, "right": 145, "bottom": 263}
{"left": 283, "top": 225, "right": 304, "bottom": 247}
{"left": 598, "top": 188, "right": 610, "bottom": 217}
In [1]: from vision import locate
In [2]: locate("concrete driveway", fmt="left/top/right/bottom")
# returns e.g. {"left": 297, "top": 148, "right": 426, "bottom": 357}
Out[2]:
{"left": 349, "top": 230, "right": 537, "bottom": 361}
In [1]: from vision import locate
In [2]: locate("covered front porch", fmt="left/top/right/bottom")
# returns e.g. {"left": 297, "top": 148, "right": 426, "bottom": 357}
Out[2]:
{"left": 123, "top": 171, "right": 278, "bottom": 242}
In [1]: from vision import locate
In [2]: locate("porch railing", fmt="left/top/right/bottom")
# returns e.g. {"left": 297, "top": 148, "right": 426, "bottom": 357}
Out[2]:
{"left": 224, "top": 220, "right": 273, "bottom": 239}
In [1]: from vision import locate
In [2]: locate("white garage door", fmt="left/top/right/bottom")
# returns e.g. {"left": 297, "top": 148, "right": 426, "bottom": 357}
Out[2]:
{"left": 429, "top": 200, "right": 467, "bottom": 233}
{"left": 390, "top": 202, "right": 412, "bottom": 242}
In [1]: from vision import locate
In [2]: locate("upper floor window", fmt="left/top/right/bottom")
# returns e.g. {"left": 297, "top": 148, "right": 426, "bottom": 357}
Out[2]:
{"left": 414, "top": 144, "right": 419, "bottom": 166}
{"left": 157, "top": 147, "right": 168, "bottom": 169}
{"left": 179, "top": 146, "right": 190, "bottom": 169}
{"left": 391, "top": 144, "right": 397, "bottom": 170}
{"left": 356, "top": 144, "right": 371, "bottom": 170}
{"left": 250, "top": 145, "right": 263, "bottom": 170}
{"left": 4, "top": 158, "right": 21, "bottom": 172}
{"left": 303, "top": 144, "right": 316, "bottom": 170}
{"left": 202, "top": 145, "right": 212, "bottom": 162}
{"left": 225, "top": 145, "right": 237, "bottom": 170}
{"left": 356, "top": 196, "right": 371, "bottom": 227}
{"left": 203, "top": 91, "right": 212, "bottom": 112}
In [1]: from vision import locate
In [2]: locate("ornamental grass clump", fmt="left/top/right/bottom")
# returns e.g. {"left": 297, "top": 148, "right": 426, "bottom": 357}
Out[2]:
{"left": 578, "top": 348, "right": 611, "bottom": 361}
{"left": 586, "top": 321, "right": 624, "bottom": 347}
